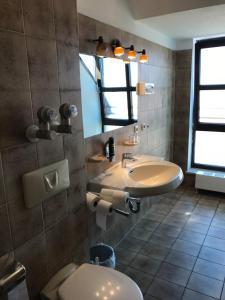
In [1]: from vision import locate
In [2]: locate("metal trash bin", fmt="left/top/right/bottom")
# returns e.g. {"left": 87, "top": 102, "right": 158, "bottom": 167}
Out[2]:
{"left": 90, "top": 244, "right": 116, "bottom": 269}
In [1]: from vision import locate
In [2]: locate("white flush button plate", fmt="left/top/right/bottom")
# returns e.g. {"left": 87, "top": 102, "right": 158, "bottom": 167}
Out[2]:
{"left": 23, "top": 159, "right": 70, "bottom": 208}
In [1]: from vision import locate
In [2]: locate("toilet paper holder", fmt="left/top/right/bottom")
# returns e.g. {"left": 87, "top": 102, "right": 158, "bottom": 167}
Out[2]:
{"left": 88, "top": 192, "right": 130, "bottom": 217}
{"left": 0, "top": 262, "right": 26, "bottom": 294}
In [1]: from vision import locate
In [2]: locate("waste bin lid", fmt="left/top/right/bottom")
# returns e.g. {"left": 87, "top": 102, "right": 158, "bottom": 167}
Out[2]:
{"left": 58, "top": 263, "right": 143, "bottom": 300}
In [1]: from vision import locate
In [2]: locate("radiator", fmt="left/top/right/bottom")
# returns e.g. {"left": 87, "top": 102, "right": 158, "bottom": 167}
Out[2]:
{"left": 195, "top": 171, "right": 225, "bottom": 193}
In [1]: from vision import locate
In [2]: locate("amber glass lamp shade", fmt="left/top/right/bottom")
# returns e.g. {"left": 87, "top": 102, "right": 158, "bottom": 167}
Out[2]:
{"left": 114, "top": 46, "right": 124, "bottom": 57}
{"left": 123, "top": 59, "right": 130, "bottom": 64}
{"left": 127, "top": 45, "right": 136, "bottom": 59}
{"left": 139, "top": 49, "right": 148, "bottom": 63}
{"left": 95, "top": 36, "right": 108, "bottom": 57}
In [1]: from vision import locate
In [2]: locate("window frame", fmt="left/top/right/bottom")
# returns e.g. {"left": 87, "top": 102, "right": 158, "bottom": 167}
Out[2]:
{"left": 191, "top": 36, "right": 225, "bottom": 171}
{"left": 97, "top": 57, "right": 137, "bottom": 132}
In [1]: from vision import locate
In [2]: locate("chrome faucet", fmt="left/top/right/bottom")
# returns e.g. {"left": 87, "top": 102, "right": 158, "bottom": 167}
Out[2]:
{"left": 26, "top": 106, "right": 57, "bottom": 142}
{"left": 121, "top": 153, "right": 136, "bottom": 168}
{"left": 51, "top": 103, "right": 78, "bottom": 134}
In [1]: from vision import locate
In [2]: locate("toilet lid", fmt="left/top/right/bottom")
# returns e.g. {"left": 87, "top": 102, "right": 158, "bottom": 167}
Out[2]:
{"left": 58, "top": 263, "right": 143, "bottom": 300}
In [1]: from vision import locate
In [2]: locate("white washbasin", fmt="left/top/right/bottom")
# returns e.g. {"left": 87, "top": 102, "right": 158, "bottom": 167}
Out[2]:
{"left": 127, "top": 160, "right": 183, "bottom": 196}
{"left": 88, "top": 155, "right": 183, "bottom": 197}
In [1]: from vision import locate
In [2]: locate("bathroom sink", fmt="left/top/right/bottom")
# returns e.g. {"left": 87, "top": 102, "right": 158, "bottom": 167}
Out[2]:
{"left": 127, "top": 161, "right": 183, "bottom": 196}
{"left": 88, "top": 155, "right": 183, "bottom": 197}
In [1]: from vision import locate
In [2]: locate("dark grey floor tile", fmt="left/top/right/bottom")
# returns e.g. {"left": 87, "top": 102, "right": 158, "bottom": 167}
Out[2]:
{"left": 179, "top": 230, "right": 205, "bottom": 245}
{"left": 141, "top": 242, "right": 170, "bottom": 260}
{"left": 198, "top": 196, "right": 219, "bottom": 208}
{"left": 138, "top": 219, "right": 160, "bottom": 231}
{"left": 145, "top": 212, "right": 165, "bottom": 223}
{"left": 144, "top": 294, "right": 158, "bottom": 300}
{"left": 184, "top": 221, "right": 209, "bottom": 234}
{"left": 211, "top": 218, "right": 225, "bottom": 229}
{"left": 116, "top": 262, "right": 126, "bottom": 272}
{"left": 163, "top": 216, "right": 186, "bottom": 228}
{"left": 193, "top": 206, "right": 215, "bottom": 218}
{"left": 155, "top": 223, "right": 181, "bottom": 238}
{"left": 208, "top": 226, "right": 225, "bottom": 240}
{"left": 149, "top": 234, "right": 176, "bottom": 248}
{"left": 115, "top": 248, "right": 137, "bottom": 265}
{"left": 199, "top": 246, "right": 225, "bottom": 265}
{"left": 165, "top": 250, "right": 196, "bottom": 270}
{"left": 204, "top": 236, "right": 225, "bottom": 251}
{"left": 187, "top": 272, "right": 223, "bottom": 299}
{"left": 131, "top": 254, "right": 161, "bottom": 276}
{"left": 124, "top": 266, "right": 153, "bottom": 294}
{"left": 182, "top": 289, "right": 216, "bottom": 300}
{"left": 172, "top": 202, "right": 195, "bottom": 214}
{"left": 160, "top": 196, "right": 179, "bottom": 206}
{"left": 157, "top": 262, "right": 191, "bottom": 287}
{"left": 148, "top": 204, "right": 172, "bottom": 215}
{"left": 148, "top": 278, "right": 184, "bottom": 300}
{"left": 194, "top": 258, "right": 225, "bottom": 281}
{"left": 189, "top": 214, "right": 212, "bottom": 225}
{"left": 172, "top": 239, "right": 201, "bottom": 256}
{"left": 128, "top": 226, "right": 153, "bottom": 241}
{"left": 118, "top": 236, "right": 145, "bottom": 252}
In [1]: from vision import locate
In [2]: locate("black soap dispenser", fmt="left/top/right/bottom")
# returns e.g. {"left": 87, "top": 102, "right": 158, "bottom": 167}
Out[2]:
{"left": 104, "top": 137, "right": 115, "bottom": 162}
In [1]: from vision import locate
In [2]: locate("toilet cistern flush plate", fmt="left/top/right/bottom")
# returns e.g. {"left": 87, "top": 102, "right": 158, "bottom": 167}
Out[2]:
{"left": 23, "top": 159, "right": 70, "bottom": 208}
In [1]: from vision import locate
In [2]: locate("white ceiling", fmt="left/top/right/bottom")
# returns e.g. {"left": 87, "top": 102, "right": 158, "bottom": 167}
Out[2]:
{"left": 77, "top": 0, "right": 225, "bottom": 50}
{"left": 127, "top": 0, "right": 225, "bottom": 19}
{"left": 138, "top": 4, "right": 225, "bottom": 49}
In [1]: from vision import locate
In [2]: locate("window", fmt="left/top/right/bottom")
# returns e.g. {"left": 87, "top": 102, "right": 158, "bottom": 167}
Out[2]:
{"left": 98, "top": 57, "right": 138, "bottom": 131}
{"left": 190, "top": 37, "right": 225, "bottom": 171}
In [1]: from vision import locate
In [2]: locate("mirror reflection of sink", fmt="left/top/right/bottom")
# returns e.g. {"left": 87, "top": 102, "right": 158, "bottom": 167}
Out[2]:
{"left": 88, "top": 155, "right": 183, "bottom": 197}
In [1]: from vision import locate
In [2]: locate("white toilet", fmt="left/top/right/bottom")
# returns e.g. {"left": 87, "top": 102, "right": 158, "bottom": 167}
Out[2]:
{"left": 41, "top": 263, "right": 143, "bottom": 300}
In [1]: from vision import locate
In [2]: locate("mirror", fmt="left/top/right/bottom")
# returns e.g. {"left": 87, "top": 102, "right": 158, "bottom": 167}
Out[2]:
{"left": 79, "top": 54, "right": 138, "bottom": 138}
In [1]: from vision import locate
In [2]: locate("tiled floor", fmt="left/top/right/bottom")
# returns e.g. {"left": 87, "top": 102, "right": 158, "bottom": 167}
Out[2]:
{"left": 115, "top": 187, "right": 225, "bottom": 299}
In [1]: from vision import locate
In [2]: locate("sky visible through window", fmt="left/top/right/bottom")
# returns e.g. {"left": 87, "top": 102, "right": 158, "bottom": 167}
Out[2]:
{"left": 194, "top": 45, "right": 225, "bottom": 167}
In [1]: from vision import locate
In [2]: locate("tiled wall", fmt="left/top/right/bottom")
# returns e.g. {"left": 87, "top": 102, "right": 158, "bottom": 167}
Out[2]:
{"left": 0, "top": 1, "right": 87, "bottom": 299}
{"left": 0, "top": 3, "right": 175, "bottom": 299}
{"left": 173, "top": 50, "right": 195, "bottom": 186}
{"left": 79, "top": 14, "right": 175, "bottom": 180}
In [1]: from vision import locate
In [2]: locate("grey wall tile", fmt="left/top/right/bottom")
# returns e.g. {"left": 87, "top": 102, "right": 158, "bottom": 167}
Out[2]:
{"left": 2, "top": 144, "right": 38, "bottom": 203}
{"left": 54, "top": 0, "right": 78, "bottom": 47}
{"left": 15, "top": 233, "right": 48, "bottom": 299}
{"left": 0, "top": 0, "right": 23, "bottom": 32}
{"left": 0, "top": 91, "right": 33, "bottom": 149}
{"left": 8, "top": 198, "right": 43, "bottom": 248}
{"left": 0, "top": 204, "right": 13, "bottom": 256}
{"left": 0, "top": 154, "right": 5, "bottom": 205}
{"left": 46, "top": 216, "right": 73, "bottom": 272}
{"left": 27, "top": 37, "right": 58, "bottom": 90}
{"left": 36, "top": 137, "right": 64, "bottom": 167}
{"left": 0, "top": 31, "right": 29, "bottom": 91}
{"left": 22, "top": 0, "right": 55, "bottom": 39}
{"left": 67, "top": 167, "right": 86, "bottom": 213}
{"left": 64, "top": 131, "right": 85, "bottom": 173}
{"left": 42, "top": 191, "right": 68, "bottom": 229}
{"left": 57, "top": 43, "right": 80, "bottom": 91}
{"left": 2, "top": 144, "right": 43, "bottom": 248}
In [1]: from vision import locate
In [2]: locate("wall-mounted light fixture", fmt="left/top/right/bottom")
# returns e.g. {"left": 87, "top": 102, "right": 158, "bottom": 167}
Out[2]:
{"left": 90, "top": 36, "right": 149, "bottom": 63}
{"left": 111, "top": 39, "right": 148, "bottom": 63}
{"left": 111, "top": 39, "right": 124, "bottom": 57}
{"left": 126, "top": 45, "right": 136, "bottom": 60}
{"left": 89, "top": 36, "right": 109, "bottom": 57}
{"left": 138, "top": 49, "right": 149, "bottom": 63}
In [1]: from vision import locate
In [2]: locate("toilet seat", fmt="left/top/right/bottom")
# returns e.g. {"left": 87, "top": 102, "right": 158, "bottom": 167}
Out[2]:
{"left": 58, "top": 263, "right": 143, "bottom": 300}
